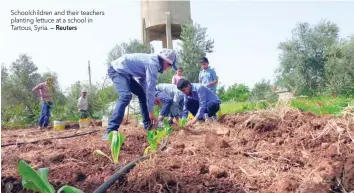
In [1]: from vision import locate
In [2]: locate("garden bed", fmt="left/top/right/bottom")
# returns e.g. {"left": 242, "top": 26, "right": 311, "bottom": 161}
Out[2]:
{"left": 1, "top": 108, "right": 354, "bottom": 193}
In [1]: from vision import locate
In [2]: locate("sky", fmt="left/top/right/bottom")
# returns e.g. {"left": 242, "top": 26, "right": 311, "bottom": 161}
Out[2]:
{"left": 1, "top": 0, "right": 354, "bottom": 91}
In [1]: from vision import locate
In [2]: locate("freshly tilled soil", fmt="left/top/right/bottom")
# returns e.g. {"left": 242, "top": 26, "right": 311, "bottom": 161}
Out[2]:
{"left": 1, "top": 108, "right": 353, "bottom": 193}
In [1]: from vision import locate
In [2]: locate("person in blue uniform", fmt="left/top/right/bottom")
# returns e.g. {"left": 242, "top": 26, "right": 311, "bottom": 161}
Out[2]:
{"left": 102, "top": 49, "right": 178, "bottom": 140}
{"left": 177, "top": 79, "right": 221, "bottom": 126}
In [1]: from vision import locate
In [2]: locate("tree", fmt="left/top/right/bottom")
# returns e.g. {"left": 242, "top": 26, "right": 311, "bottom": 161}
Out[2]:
{"left": 8, "top": 54, "right": 42, "bottom": 120}
{"left": 250, "top": 79, "right": 278, "bottom": 102}
{"left": 325, "top": 36, "right": 354, "bottom": 95}
{"left": 177, "top": 23, "right": 215, "bottom": 82}
{"left": 276, "top": 20, "right": 339, "bottom": 95}
{"left": 218, "top": 84, "right": 250, "bottom": 102}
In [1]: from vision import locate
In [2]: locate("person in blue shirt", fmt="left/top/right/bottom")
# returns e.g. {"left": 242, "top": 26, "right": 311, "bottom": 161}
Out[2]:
{"left": 154, "top": 90, "right": 173, "bottom": 127}
{"left": 155, "top": 83, "right": 184, "bottom": 125}
{"left": 177, "top": 79, "right": 221, "bottom": 126}
{"left": 102, "top": 49, "right": 178, "bottom": 140}
{"left": 199, "top": 57, "right": 218, "bottom": 94}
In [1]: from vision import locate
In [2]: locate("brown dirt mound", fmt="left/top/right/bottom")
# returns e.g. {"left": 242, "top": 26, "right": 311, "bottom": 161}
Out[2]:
{"left": 121, "top": 108, "right": 353, "bottom": 193}
{"left": 2, "top": 108, "right": 353, "bottom": 192}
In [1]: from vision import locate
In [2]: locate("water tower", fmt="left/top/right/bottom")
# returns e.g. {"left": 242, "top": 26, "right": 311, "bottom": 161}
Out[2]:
{"left": 140, "top": 0, "right": 192, "bottom": 49}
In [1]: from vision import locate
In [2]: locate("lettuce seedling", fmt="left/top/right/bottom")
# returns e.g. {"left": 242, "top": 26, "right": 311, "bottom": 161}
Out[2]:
{"left": 144, "top": 124, "right": 173, "bottom": 155}
{"left": 18, "top": 160, "right": 83, "bottom": 193}
{"left": 94, "top": 131, "right": 125, "bottom": 164}
{"left": 178, "top": 119, "right": 187, "bottom": 127}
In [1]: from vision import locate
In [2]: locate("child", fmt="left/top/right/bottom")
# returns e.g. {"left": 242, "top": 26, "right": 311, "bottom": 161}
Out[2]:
{"left": 177, "top": 79, "right": 221, "bottom": 126}
{"left": 103, "top": 49, "right": 178, "bottom": 140}
{"left": 172, "top": 67, "right": 184, "bottom": 85}
{"left": 155, "top": 83, "right": 184, "bottom": 125}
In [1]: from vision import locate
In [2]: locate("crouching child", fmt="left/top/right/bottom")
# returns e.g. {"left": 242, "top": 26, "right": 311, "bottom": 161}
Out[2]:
{"left": 177, "top": 79, "right": 221, "bottom": 126}
{"left": 155, "top": 83, "right": 184, "bottom": 125}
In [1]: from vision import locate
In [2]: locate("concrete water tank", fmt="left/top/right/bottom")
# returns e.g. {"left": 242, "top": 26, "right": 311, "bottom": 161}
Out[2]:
{"left": 140, "top": 0, "right": 192, "bottom": 49}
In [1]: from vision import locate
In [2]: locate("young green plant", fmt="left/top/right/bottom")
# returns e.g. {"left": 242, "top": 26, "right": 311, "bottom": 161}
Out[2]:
{"left": 144, "top": 121, "right": 173, "bottom": 155}
{"left": 93, "top": 131, "right": 125, "bottom": 164}
{"left": 18, "top": 160, "right": 83, "bottom": 193}
{"left": 178, "top": 119, "right": 187, "bottom": 127}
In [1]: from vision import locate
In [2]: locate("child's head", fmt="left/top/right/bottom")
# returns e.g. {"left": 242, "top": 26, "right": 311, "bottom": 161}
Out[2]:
{"left": 177, "top": 79, "right": 191, "bottom": 95}
{"left": 200, "top": 57, "right": 209, "bottom": 70}
{"left": 177, "top": 67, "right": 183, "bottom": 76}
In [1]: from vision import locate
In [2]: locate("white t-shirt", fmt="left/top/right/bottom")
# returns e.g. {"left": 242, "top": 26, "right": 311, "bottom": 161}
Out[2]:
{"left": 77, "top": 96, "right": 88, "bottom": 110}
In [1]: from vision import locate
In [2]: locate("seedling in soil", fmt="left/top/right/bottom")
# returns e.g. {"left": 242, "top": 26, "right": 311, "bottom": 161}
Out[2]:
{"left": 93, "top": 131, "right": 125, "bottom": 164}
{"left": 18, "top": 160, "right": 83, "bottom": 193}
{"left": 178, "top": 119, "right": 187, "bottom": 127}
{"left": 144, "top": 123, "right": 173, "bottom": 155}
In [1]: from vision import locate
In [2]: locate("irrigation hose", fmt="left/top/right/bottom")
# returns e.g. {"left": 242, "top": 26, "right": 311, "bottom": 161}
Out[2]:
{"left": 92, "top": 155, "right": 148, "bottom": 193}
{"left": 92, "top": 139, "right": 168, "bottom": 193}
{"left": 1, "top": 130, "right": 99, "bottom": 147}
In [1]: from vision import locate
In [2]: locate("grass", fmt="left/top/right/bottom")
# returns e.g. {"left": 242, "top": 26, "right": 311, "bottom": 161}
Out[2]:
{"left": 221, "top": 95, "right": 353, "bottom": 116}
{"left": 220, "top": 101, "right": 269, "bottom": 115}
{"left": 291, "top": 95, "right": 353, "bottom": 116}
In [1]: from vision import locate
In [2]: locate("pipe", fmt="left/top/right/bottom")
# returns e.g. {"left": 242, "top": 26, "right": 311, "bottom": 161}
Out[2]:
{"left": 93, "top": 139, "right": 168, "bottom": 193}
{"left": 92, "top": 155, "right": 148, "bottom": 193}
{"left": 1, "top": 130, "right": 99, "bottom": 147}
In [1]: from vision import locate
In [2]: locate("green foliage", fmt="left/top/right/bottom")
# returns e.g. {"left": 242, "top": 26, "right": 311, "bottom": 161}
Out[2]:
{"left": 291, "top": 95, "right": 353, "bottom": 115}
{"left": 93, "top": 131, "right": 125, "bottom": 164}
{"left": 18, "top": 160, "right": 55, "bottom": 193}
{"left": 220, "top": 102, "right": 269, "bottom": 114}
{"left": 177, "top": 22, "right": 215, "bottom": 82}
{"left": 57, "top": 186, "right": 84, "bottom": 193}
{"left": 18, "top": 160, "right": 83, "bottom": 193}
{"left": 324, "top": 36, "right": 354, "bottom": 95}
{"left": 218, "top": 84, "right": 250, "bottom": 102}
{"left": 275, "top": 20, "right": 354, "bottom": 96}
{"left": 144, "top": 124, "right": 173, "bottom": 155}
{"left": 250, "top": 79, "right": 278, "bottom": 103}
{"left": 178, "top": 119, "right": 187, "bottom": 127}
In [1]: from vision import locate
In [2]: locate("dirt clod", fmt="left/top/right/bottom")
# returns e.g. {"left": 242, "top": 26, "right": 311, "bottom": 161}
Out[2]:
{"left": 209, "top": 165, "right": 227, "bottom": 178}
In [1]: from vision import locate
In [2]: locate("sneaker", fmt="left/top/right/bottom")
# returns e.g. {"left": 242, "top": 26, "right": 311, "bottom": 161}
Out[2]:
{"left": 157, "top": 121, "right": 164, "bottom": 128}
{"left": 102, "top": 131, "right": 109, "bottom": 141}
{"left": 211, "top": 116, "right": 217, "bottom": 122}
{"left": 144, "top": 123, "right": 153, "bottom": 131}
{"left": 37, "top": 126, "right": 42, "bottom": 130}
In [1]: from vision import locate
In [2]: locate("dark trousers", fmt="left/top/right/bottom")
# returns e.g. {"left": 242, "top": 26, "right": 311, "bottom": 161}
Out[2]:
{"left": 187, "top": 99, "right": 220, "bottom": 119}
{"left": 155, "top": 91, "right": 173, "bottom": 117}
{"left": 79, "top": 110, "right": 89, "bottom": 119}
{"left": 107, "top": 66, "right": 150, "bottom": 133}
{"left": 39, "top": 101, "right": 53, "bottom": 127}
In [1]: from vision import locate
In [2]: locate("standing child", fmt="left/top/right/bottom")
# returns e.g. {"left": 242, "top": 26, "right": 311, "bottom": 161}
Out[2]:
{"left": 172, "top": 67, "right": 184, "bottom": 85}
{"left": 32, "top": 77, "right": 54, "bottom": 129}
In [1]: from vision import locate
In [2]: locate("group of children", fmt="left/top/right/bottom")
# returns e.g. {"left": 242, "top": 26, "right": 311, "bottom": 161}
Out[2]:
{"left": 31, "top": 49, "right": 220, "bottom": 138}
{"left": 102, "top": 49, "right": 220, "bottom": 140}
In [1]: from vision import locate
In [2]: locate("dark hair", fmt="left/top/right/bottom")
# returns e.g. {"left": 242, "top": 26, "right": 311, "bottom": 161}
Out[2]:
{"left": 177, "top": 79, "right": 190, "bottom": 90}
{"left": 177, "top": 67, "right": 183, "bottom": 71}
{"left": 199, "top": 57, "right": 209, "bottom": 63}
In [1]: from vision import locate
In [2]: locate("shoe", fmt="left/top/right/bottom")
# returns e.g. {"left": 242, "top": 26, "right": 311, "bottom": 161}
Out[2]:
{"left": 37, "top": 126, "right": 42, "bottom": 129}
{"left": 144, "top": 123, "right": 153, "bottom": 131}
{"left": 211, "top": 116, "right": 217, "bottom": 122}
{"left": 168, "top": 119, "right": 174, "bottom": 125}
{"left": 102, "top": 131, "right": 109, "bottom": 141}
{"left": 157, "top": 121, "right": 164, "bottom": 128}
{"left": 139, "top": 121, "right": 144, "bottom": 126}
